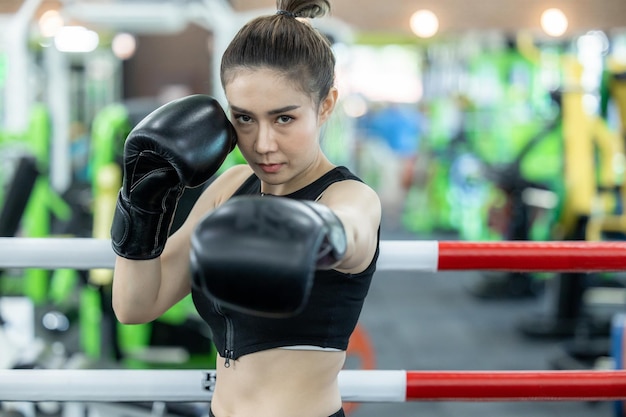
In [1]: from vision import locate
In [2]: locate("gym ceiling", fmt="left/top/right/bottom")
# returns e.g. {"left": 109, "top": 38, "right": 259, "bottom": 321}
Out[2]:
{"left": 1, "top": 0, "right": 626, "bottom": 37}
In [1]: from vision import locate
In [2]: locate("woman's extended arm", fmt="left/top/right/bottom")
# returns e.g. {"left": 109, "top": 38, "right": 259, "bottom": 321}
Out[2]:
{"left": 318, "top": 180, "right": 382, "bottom": 274}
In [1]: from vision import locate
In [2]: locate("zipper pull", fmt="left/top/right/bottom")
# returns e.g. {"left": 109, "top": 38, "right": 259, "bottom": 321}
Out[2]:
{"left": 224, "top": 350, "right": 232, "bottom": 368}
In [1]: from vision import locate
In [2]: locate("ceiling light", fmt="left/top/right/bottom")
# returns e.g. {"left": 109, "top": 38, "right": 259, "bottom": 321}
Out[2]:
{"left": 54, "top": 26, "right": 99, "bottom": 53}
{"left": 39, "top": 9, "right": 64, "bottom": 38}
{"left": 410, "top": 10, "right": 439, "bottom": 38}
{"left": 541, "top": 8, "right": 568, "bottom": 37}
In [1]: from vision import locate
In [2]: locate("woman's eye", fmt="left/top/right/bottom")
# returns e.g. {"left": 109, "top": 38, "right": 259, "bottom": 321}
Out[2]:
{"left": 235, "top": 114, "right": 253, "bottom": 123}
{"left": 277, "top": 115, "right": 293, "bottom": 124}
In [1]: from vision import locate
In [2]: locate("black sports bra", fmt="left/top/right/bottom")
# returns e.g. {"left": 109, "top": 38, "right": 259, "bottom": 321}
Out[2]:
{"left": 191, "top": 166, "right": 379, "bottom": 362}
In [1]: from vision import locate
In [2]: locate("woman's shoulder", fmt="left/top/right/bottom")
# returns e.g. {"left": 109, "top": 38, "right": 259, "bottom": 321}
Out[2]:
{"left": 326, "top": 177, "right": 379, "bottom": 201}
{"left": 221, "top": 163, "right": 254, "bottom": 182}
{"left": 318, "top": 169, "right": 380, "bottom": 210}
{"left": 210, "top": 164, "right": 254, "bottom": 201}
{"left": 327, "top": 167, "right": 377, "bottom": 195}
{"left": 189, "top": 164, "right": 253, "bottom": 214}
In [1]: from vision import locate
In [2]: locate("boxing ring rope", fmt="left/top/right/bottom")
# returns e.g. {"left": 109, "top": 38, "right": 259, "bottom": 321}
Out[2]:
{"left": 0, "top": 369, "right": 625, "bottom": 403}
{"left": 1, "top": 240, "right": 626, "bottom": 405}
{"left": 2, "top": 237, "right": 626, "bottom": 271}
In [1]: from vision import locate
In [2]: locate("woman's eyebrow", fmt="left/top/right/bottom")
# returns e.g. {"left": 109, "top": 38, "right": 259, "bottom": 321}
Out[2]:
{"left": 267, "top": 105, "right": 300, "bottom": 115}
{"left": 230, "top": 105, "right": 300, "bottom": 115}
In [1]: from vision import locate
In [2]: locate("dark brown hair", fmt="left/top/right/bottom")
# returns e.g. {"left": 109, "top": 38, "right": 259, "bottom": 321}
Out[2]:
{"left": 220, "top": 0, "right": 335, "bottom": 107}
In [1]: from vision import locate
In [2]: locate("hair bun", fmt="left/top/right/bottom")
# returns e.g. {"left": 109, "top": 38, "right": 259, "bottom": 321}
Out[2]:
{"left": 276, "top": 0, "right": 331, "bottom": 19}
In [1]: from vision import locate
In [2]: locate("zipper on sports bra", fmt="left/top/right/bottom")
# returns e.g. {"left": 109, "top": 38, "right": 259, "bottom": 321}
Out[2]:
{"left": 215, "top": 302, "right": 235, "bottom": 368}
{"left": 224, "top": 347, "right": 234, "bottom": 368}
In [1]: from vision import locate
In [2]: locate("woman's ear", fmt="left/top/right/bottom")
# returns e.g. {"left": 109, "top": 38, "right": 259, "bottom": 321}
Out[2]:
{"left": 318, "top": 87, "right": 338, "bottom": 124}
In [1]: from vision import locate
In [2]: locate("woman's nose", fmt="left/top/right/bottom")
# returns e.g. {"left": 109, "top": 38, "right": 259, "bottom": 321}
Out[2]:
{"left": 254, "top": 124, "right": 278, "bottom": 153}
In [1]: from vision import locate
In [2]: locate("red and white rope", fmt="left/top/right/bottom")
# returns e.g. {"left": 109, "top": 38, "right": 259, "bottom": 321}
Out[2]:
{"left": 0, "top": 369, "right": 624, "bottom": 403}
{"left": 2, "top": 238, "right": 626, "bottom": 272}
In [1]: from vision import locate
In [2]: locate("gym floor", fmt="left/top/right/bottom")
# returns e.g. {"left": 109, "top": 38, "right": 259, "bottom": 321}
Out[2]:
{"left": 350, "top": 227, "right": 615, "bottom": 417}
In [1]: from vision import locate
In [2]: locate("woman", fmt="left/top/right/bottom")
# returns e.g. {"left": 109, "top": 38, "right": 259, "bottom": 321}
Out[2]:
{"left": 111, "top": 1, "right": 381, "bottom": 416}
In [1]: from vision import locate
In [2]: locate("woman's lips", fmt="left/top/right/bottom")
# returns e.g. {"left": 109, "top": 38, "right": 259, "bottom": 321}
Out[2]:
{"left": 259, "top": 163, "right": 283, "bottom": 173}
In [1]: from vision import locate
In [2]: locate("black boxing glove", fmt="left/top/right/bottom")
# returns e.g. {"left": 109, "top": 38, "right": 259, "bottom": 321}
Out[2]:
{"left": 111, "top": 95, "right": 237, "bottom": 260}
{"left": 190, "top": 196, "right": 347, "bottom": 317}
{"left": 300, "top": 200, "right": 348, "bottom": 269}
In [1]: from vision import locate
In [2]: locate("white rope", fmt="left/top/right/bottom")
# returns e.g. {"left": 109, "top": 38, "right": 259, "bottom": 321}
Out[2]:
{"left": 0, "top": 238, "right": 116, "bottom": 269}
{"left": 0, "top": 238, "right": 438, "bottom": 271}
{"left": 0, "top": 369, "right": 407, "bottom": 403}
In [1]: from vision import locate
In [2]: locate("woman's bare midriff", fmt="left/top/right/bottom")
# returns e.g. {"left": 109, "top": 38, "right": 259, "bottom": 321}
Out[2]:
{"left": 210, "top": 348, "right": 346, "bottom": 417}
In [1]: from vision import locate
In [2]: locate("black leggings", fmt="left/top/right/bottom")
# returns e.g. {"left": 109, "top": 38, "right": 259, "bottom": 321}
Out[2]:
{"left": 209, "top": 408, "right": 345, "bottom": 417}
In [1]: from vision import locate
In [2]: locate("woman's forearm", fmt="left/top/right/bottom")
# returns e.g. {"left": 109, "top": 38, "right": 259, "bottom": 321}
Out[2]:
{"left": 112, "top": 257, "right": 165, "bottom": 324}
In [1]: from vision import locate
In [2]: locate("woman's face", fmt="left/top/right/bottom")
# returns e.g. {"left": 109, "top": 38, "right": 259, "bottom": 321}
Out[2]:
{"left": 224, "top": 67, "right": 336, "bottom": 193}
